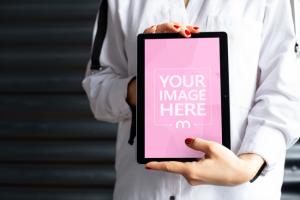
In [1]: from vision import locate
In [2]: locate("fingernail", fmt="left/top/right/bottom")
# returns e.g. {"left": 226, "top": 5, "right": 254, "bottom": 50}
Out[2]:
{"left": 185, "top": 138, "right": 194, "bottom": 145}
{"left": 185, "top": 29, "right": 191, "bottom": 36}
{"left": 193, "top": 26, "right": 199, "bottom": 30}
{"left": 174, "top": 25, "right": 180, "bottom": 29}
{"left": 145, "top": 166, "right": 152, "bottom": 170}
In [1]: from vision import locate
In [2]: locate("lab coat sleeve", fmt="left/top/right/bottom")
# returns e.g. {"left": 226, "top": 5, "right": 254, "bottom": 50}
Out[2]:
{"left": 82, "top": 0, "right": 135, "bottom": 123}
{"left": 237, "top": 0, "right": 300, "bottom": 174}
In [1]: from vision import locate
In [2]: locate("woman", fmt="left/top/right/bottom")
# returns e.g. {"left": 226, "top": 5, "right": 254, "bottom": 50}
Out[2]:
{"left": 82, "top": 0, "right": 300, "bottom": 199}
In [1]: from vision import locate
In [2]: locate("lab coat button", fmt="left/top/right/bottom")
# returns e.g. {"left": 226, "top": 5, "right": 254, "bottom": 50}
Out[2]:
{"left": 169, "top": 196, "right": 176, "bottom": 200}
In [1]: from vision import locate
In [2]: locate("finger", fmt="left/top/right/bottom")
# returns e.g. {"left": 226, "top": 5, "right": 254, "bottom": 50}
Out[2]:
{"left": 156, "top": 22, "right": 182, "bottom": 33}
{"left": 185, "top": 137, "right": 215, "bottom": 155}
{"left": 145, "top": 161, "right": 188, "bottom": 174}
{"left": 186, "top": 25, "right": 201, "bottom": 34}
{"left": 178, "top": 25, "right": 191, "bottom": 38}
{"left": 172, "top": 22, "right": 182, "bottom": 32}
{"left": 143, "top": 25, "right": 157, "bottom": 33}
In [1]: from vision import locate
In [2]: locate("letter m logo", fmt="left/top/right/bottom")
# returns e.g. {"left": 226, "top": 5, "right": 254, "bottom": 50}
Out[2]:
{"left": 175, "top": 120, "right": 191, "bottom": 128}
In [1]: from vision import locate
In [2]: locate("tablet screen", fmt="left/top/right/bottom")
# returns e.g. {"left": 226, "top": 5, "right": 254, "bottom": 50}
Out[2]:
{"left": 144, "top": 37, "right": 222, "bottom": 158}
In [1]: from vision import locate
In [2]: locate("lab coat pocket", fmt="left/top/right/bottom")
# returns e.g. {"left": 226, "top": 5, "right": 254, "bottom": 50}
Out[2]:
{"left": 206, "top": 15, "right": 263, "bottom": 109}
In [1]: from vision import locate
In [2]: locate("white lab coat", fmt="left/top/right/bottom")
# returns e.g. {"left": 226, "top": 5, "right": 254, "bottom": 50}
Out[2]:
{"left": 82, "top": 0, "right": 300, "bottom": 199}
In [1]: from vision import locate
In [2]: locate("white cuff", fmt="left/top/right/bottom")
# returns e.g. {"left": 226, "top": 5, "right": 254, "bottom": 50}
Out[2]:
{"left": 237, "top": 126, "right": 287, "bottom": 175}
{"left": 108, "top": 75, "right": 136, "bottom": 121}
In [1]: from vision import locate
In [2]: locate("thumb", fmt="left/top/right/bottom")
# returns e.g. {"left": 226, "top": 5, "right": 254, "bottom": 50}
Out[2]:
{"left": 185, "top": 137, "right": 214, "bottom": 156}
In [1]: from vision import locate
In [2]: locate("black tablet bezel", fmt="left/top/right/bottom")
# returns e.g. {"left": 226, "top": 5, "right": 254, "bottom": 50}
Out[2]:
{"left": 136, "top": 32, "right": 230, "bottom": 164}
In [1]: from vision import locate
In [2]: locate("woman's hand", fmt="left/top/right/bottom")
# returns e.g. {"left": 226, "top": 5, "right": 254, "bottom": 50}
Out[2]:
{"left": 145, "top": 138, "right": 265, "bottom": 186}
{"left": 143, "top": 22, "right": 200, "bottom": 37}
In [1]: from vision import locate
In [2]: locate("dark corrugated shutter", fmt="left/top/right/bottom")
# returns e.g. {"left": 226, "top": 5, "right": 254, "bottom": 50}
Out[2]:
{"left": 0, "top": 0, "right": 299, "bottom": 199}
{"left": 0, "top": 0, "right": 116, "bottom": 199}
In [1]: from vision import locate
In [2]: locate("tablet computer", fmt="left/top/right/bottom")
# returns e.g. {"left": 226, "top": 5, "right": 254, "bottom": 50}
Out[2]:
{"left": 137, "top": 32, "right": 230, "bottom": 164}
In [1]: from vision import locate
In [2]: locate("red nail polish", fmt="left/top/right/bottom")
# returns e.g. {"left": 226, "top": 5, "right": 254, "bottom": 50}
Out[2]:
{"left": 193, "top": 26, "right": 199, "bottom": 30}
{"left": 185, "top": 138, "right": 194, "bottom": 145}
{"left": 174, "top": 25, "right": 180, "bottom": 29}
{"left": 145, "top": 166, "right": 152, "bottom": 170}
{"left": 185, "top": 29, "right": 191, "bottom": 35}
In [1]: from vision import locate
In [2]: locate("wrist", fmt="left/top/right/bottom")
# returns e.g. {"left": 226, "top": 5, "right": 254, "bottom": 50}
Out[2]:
{"left": 126, "top": 77, "right": 136, "bottom": 107}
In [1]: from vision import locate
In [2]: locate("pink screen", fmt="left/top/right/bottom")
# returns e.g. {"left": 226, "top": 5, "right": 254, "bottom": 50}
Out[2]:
{"left": 144, "top": 38, "right": 222, "bottom": 158}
